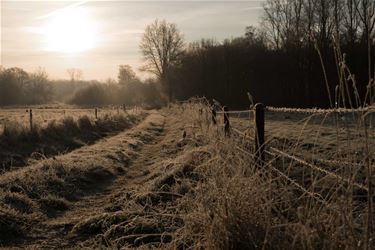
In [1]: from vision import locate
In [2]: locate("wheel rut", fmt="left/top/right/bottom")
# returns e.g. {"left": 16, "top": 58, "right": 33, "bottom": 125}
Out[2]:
{"left": 22, "top": 113, "right": 170, "bottom": 249}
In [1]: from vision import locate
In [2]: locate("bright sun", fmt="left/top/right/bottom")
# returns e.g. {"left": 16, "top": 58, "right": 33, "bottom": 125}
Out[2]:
{"left": 44, "top": 7, "right": 97, "bottom": 54}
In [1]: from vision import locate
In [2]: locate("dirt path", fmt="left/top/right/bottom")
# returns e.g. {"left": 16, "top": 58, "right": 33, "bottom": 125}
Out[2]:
{"left": 10, "top": 111, "right": 179, "bottom": 249}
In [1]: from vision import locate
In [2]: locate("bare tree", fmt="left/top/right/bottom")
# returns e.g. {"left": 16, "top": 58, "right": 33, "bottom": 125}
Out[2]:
{"left": 343, "top": 0, "right": 361, "bottom": 46}
{"left": 355, "top": 0, "right": 375, "bottom": 93}
{"left": 26, "top": 67, "right": 53, "bottom": 104}
{"left": 118, "top": 65, "right": 137, "bottom": 85}
{"left": 263, "top": 0, "right": 305, "bottom": 49}
{"left": 262, "top": 0, "right": 283, "bottom": 49}
{"left": 140, "top": 19, "right": 184, "bottom": 102}
{"left": 66, "top": 68, "right": 83, "bottom": 82}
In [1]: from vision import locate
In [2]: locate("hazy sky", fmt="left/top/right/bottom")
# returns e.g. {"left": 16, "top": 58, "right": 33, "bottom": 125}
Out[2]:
{"left": 1, "top": 1, "right": 264, "bottom": 80}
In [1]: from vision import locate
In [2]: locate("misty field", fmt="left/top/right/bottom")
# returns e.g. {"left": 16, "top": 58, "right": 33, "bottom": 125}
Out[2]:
{"left": 0, "top": 101, "right": 373, "bottom": 249}
{"left": 2, "top": 0, "right": 375, "bottom": 248}
{"left": 232, "top": 110, "right": 375, "bottom": 161}
{"left": 0, "top": 105, "right": 144, "bottom": 172}
{"left": 0, "top": 105, "right": 138, "bottom": 133}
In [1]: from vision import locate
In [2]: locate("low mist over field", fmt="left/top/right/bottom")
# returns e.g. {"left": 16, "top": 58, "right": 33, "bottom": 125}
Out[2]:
{"left": 1, "top": 0, "right": 375, "bottom": 249}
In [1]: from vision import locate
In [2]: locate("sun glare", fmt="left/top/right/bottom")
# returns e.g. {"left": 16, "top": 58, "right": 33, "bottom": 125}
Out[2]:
{"left": 43, "top": 7, "right": 97, "bottom": 54}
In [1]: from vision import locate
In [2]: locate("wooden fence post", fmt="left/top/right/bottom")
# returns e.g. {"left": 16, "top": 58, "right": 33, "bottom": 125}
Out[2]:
{"left": 223, "top": 106, "right": 230, "bottom": 136}
{"left": 29, "top": 109, "right": 33, "bottom": 131}
{"left": 95, "top": 108, "right": 98, "bottom": 119}
{"left": 211, "top": 109, "right": 217, "bottom": 125}
{"left": 254, "top": 103, "right": 265, "bottom": 165}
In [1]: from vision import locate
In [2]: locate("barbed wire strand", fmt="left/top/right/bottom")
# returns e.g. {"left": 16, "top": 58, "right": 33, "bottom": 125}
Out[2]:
{"left": 213, "top": 106, "right": 370, "bottom": 115}
{"left": 219, "top": 110, "right": 367, "bottom": 171}
{"left": 216, "top": 138, "right": 338, "bottom": 211}
{"left": 266, "top": 106, "right": 369, "bottom": 114}
{"left": 267, "top": 164, "right": 334, "bottom": 208}
{"left": 304, "top": 157, "right": 363, "bottom": 168}
{"left": 216, "top": 110, "right": 253, "bottom": 115}
{"left": 269, "top": 147, "right": 368, "bottom": 191}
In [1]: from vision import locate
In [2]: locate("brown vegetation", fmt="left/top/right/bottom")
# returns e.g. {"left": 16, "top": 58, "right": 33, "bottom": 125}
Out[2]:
{"left": 0, "top": 109, "right": 146, "bottom": 172}
{"left": 0, "top": 101, "right": 372, "bottom": 249}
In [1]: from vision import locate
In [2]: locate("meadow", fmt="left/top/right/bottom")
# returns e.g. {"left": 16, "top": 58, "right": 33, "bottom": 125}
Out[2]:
{"left": 0, "top": 100, "right": 374, "bottom": 249}
{"left": 1, "top": 0, "right": 374, "bottom": 248}
{"left": 0, "top": 105, "right": 144, "bottom": 172}
{"left": 0, "top": 104, "right": 137, "bottom": 134}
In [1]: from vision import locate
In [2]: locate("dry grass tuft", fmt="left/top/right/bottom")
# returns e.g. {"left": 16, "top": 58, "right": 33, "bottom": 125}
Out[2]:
{"left": 0, "top": 206, "right": 33, "bottom": 242}
{"left": 38, "top": 195, "right": 71, "bottom": 217}
{"left": 1, "top": 192, "right": 36, "bottom": 214}
{"left": 0, "top": 101, "right": 372, "bottom": 248}
{"left": 77, "top": 115, "right": 93, "bottom": 129}
{"left": 83, "top": 100, "right": 371, "bottom": 249}
{"left": 72, "top": 211, "right": 128, "bottom": 235}
{"left": 0, "top": 112, "right": 163, "bottom": 244}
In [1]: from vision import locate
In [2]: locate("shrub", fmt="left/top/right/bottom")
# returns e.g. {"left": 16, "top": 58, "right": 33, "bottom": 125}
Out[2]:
{"left": 77, "top": 115, "right": 92, "bottom": 129}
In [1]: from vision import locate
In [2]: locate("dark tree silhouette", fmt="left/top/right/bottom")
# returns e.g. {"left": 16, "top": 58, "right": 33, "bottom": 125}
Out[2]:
{"left": 140, "top": 19, "right": 184, "bottom": 102}
{"left": 0, "top": 67, "right": 52, "bottom": 105}
{"left": 162, "top": 0, "right": 374, "bottom": 108}
{"left": 118, "top": 65, "right": 137, "bottom": 85}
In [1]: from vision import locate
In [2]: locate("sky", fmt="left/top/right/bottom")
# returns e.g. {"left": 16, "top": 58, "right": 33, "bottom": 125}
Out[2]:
{"left": 1, "top": 1, "right": 264, "bottom": 80}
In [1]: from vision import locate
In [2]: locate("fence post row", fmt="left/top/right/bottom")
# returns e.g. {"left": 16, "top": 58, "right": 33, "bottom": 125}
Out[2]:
{"left": 211, "top": 108, "right": 217, "bottom": 125}
{"left": 254, "top": 103, "right": 265, "bottom": 165}
{"left": 223, "top": 106, "right": 230, "bottom": 136}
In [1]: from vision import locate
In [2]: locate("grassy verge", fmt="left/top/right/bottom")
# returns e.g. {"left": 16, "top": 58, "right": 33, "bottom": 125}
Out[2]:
{"left": 70, "top": 102, "right": 373, "bottom": 249}
{"left": 0, "top": 112, "right": 147, "bottom": 172}
{"left": 0, "top": 113, "right": 163, "bottom": 245}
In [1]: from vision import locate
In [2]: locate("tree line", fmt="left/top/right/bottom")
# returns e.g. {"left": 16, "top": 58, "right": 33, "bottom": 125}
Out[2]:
{"left": 0, "top": 67, "right": 53, "bottom": 105}
{"left": 1, "top": 0, "right": 374, "bottom": 108}
{"left": 0, "top": 66, "right": 163, "bottom": 107}
{"left": 139, "top": 0, "right": 375, "bottom": 108}
{"left": 68, "top": 65, "right": 163, "bottom": 107}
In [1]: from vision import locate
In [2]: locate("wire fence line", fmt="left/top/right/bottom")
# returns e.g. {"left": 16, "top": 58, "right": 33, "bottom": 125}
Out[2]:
{"left": 0, "top": 105, "right": 141, "bottom": 134}
{"left": 269, "top": 147, "right": 368, "bottom": 191}
{"left": 228, "top": 129, "right": 368, "bottom": 192}
{"left": 213, "top": 105, "right": 372, "bottom": 115}
{"left": 266, "top": 106, "right": 372, "bottom": 114}
{"left": 216, "top": 136, "right": 340, "bottom": 211}
{"left": 267, "top": 163, "right": 336, "bottom": 210}
{"left": 217, "top": 139, "right": 366, "bottom": 214}
{"left": 216, "top": 110, "right": 253, "bottom": 115}
{"left": 230, "top": 127, "right": 363, "bottom": 171}
{"left": 309, "top": 157, "right": 363, "bottom": 168}
{"left": 190, "top": 100, "right": 372, "bottom": 211}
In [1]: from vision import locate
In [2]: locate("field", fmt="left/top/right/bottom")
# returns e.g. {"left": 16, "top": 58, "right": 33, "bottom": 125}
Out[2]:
{"left": 0, "top": 102, "right": 374, "bottom": 249}
{"left": 0, "top": 105, "right": 143, "bottom": 172}
{"left": 232, "top": 109, "right": 375, "bottom": 161}
{"left": 0, "top": 105, "right": 137, "bottom": 134}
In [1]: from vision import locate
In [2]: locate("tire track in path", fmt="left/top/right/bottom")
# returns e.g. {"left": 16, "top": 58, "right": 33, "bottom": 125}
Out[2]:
{"left": 22, "top": 112, "right": 171, "bottom": 249}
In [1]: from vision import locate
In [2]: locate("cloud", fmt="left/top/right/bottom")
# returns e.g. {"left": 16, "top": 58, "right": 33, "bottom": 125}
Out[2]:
{"left": 37, "top": 0, "right": 89, "bottom": 19}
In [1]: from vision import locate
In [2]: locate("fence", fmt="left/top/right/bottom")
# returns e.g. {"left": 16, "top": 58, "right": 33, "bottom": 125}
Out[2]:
{"left": 196, "top": 101, "right": 374, "bottom": 210}
{"left": 0, "top": 105, "right": 142, "bottom": 134}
